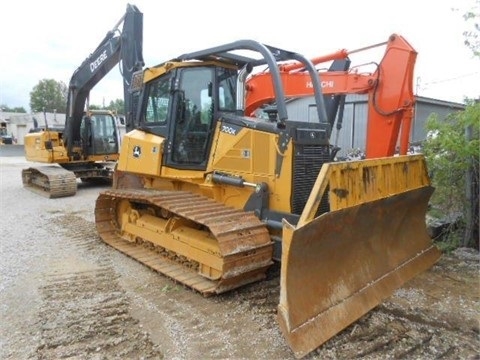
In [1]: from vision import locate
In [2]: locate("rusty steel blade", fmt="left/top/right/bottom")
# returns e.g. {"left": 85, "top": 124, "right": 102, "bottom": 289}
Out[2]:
{"left": 278, "top": 186, "right": 441, "bottom": 358}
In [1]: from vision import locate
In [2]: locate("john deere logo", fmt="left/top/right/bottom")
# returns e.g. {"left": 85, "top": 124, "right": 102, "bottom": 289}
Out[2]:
{"left": 133, "top": 145, "right": 141, "bottom": 158}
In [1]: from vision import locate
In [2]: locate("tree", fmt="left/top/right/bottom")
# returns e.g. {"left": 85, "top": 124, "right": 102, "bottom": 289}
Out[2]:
{"left": 461, "top": 1, "right": 479, "bottom": 249}
{"left": 423, "top": 1, "right": 479, "bottom": 250}
{"left": 463, "top": 0, "right": 480, "bottom": 57}
{"left": 0, "top": 105, "right": 27, "bottom": 113}
{"left": 106, "top": 99, "right": 125, "bottom": 114}
{"left": 88, "top": 99, "right": 124, "bottom": 114}
{"left": 29, "top": 79, "right": 67, "bottom": 113}
{"left": 423, "top": 102, "right": 479, "bottom": 249}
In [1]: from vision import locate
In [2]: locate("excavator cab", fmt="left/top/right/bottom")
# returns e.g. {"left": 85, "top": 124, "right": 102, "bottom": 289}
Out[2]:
{"left": 80, "top": 110, "right": 120, "bottom": 158}
{"left": 96, "top": 36, "right": 440, "bottom": 358}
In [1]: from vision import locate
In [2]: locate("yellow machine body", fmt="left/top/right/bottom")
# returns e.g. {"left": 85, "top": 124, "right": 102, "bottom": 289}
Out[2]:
{"left": 22, "top": 110, "right": 120, "bottom": 198}
{"left": 94, "top": 37, "right": 440, "bottom": 358}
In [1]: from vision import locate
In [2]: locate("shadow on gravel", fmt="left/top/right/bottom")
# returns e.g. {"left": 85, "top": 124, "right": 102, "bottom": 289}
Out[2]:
{"left": 0, "top": 145, "right": 24, "bottom": 157}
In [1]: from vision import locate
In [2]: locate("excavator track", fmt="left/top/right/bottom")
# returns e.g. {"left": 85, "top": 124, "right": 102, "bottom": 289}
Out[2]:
{"left": 95, "top": 188, "right": 273, "bottom": 295}
{"left": 22, "top": 166, "right": 77, "bottom": 198}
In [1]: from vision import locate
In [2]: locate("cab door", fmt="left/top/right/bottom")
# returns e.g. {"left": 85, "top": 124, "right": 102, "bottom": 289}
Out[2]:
{"left": 167, "top": 67, "right": 215, "bottom": 169}
{"left": 82, "top": 113, "right": 119, "bottom": 157}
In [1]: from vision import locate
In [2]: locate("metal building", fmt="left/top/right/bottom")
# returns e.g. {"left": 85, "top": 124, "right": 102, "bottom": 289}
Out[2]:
{"left": 1, "top": 96, "right": 466, "bottom": 149}
{"left": 284, "top": 94, "right": 466, "bottom": 158}
{"left": 0, "top": 112, "right": 126, "bottom": 146}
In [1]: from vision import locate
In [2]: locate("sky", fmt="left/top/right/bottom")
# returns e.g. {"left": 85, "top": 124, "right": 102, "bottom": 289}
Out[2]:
{"left": 0, "top": 0, "right": 478, "bottom": 112}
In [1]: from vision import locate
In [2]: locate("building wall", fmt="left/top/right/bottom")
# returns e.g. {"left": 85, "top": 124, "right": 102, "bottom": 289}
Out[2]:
{"left": 0, "top": 112, "right": 129, "bottom": 146}
{"left": 412, "top": 98, "right": 465, "bottom": 144}
{"left": 0, "top": 112, "right": 66, "bottom": 145}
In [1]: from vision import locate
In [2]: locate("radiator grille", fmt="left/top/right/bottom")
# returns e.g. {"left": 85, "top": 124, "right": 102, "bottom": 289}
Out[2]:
{"left": 291, "top": 144, "right": 330, "bottom": 216}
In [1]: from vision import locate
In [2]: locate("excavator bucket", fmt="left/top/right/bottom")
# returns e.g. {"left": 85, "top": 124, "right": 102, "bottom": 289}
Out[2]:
{"left": 278, "top": 155, "right": 441, "bottom": 358}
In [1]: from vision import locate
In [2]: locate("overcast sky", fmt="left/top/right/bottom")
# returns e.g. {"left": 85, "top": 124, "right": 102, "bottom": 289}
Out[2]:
{"left": 0, "top": 0, "right": 478, "bottom": 112}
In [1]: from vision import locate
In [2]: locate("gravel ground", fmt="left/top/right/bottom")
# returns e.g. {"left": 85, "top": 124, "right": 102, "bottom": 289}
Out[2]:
{"left": 1, "top": 148, "right": 479, "bottom": 359}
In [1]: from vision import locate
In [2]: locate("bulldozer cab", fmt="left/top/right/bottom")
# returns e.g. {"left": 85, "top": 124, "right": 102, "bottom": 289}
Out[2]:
{"left": 140, "top": 65, "right": 237, "bottom": 169}
{"left": 80, "top": 111, "right": 120, "bottom": 157}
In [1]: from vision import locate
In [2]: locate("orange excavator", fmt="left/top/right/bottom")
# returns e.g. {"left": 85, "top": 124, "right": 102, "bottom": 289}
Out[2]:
{"left": 245, "top": 34, "right": 416, "bottom": 158}
{"left": 94, "top": 29, "right": 440, "bottom": 358}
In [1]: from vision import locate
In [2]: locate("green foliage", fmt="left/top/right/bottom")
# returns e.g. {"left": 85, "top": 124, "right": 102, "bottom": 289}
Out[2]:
{"left": 435, "top": 228, "right": 462, "bottom": 253}
{"left": 463, "top": 0, "right": 480, "bottom": 57}
{"left": 0, "top": 105, "right": 27, "bottom": 113}
{"left": 107, "top": 99, "right": 125, "bottom": 114}
{"left": 423, "top": 101, "right": 480, "bottom": 247}
{"left": 89, "top": 99, "right": 125, "bottom": 114}
{"left": 160, "top": 284, "right": 181, "bottom": 293}
{"left": 29, "top": 79, "right": 67, "bottom": 113}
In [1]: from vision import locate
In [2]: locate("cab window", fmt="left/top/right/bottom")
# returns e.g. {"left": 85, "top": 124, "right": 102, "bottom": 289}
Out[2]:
{"left": 144, "top": 74, "right": 171, "bottom": 124}
{"left": 218, "top": 68, "right": 237, "bottom": 111}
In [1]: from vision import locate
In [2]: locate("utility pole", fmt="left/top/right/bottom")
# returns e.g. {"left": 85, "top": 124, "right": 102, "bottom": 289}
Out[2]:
{"left": 415, "top": 76, "right": 421, "bottom": 95}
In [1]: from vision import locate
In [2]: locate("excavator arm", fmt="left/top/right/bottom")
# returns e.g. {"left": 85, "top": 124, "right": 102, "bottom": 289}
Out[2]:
{"left": 64, "top": 3, "right": 144, "bottom": 157}
{"left": 245, "top": 34, "right": 416, "bottom": 158}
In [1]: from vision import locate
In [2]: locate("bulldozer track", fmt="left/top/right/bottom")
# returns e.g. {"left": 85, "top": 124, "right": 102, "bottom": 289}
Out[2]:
{"left": 95, "top": 188, "right": 273, "bottom": 296}
{"left": 21, "top": 166, "right": 77, "bottom": 198}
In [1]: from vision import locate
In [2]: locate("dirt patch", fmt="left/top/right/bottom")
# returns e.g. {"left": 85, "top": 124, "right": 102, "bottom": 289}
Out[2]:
{"left": 311, "top": 248, "right": 479, "bottom": 359}
{"left": 1, "top": 158, "right": 479, "bottom": 359}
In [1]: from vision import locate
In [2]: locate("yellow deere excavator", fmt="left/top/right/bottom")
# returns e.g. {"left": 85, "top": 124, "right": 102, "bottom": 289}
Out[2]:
{"left": 23, "top": 109, "right": 121, "bottom": 197}
{"left": 94, "top": 28, "right": 440, "bottom": 358}
{"left": 22, "top": 4, "right": 144, "bottom": 198}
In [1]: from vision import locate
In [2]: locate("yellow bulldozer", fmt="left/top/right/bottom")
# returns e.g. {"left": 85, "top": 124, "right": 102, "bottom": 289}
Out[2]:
{"left": 94, "top": 22, "right": 440, "bottom": 358}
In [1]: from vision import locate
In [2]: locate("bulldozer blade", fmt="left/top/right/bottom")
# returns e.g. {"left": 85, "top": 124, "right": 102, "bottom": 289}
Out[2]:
{"left": 278, "top": 186, "right": 441, "bottom": 358}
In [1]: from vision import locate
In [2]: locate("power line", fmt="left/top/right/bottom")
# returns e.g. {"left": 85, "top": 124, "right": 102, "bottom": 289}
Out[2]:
{"left": 423, "top": 71, "right": 480, "bottom": 86}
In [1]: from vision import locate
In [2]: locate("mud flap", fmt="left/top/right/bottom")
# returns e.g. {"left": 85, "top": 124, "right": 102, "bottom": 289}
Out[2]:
{"left": 277, "top": 156, "right": 441, "bottom": 358}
